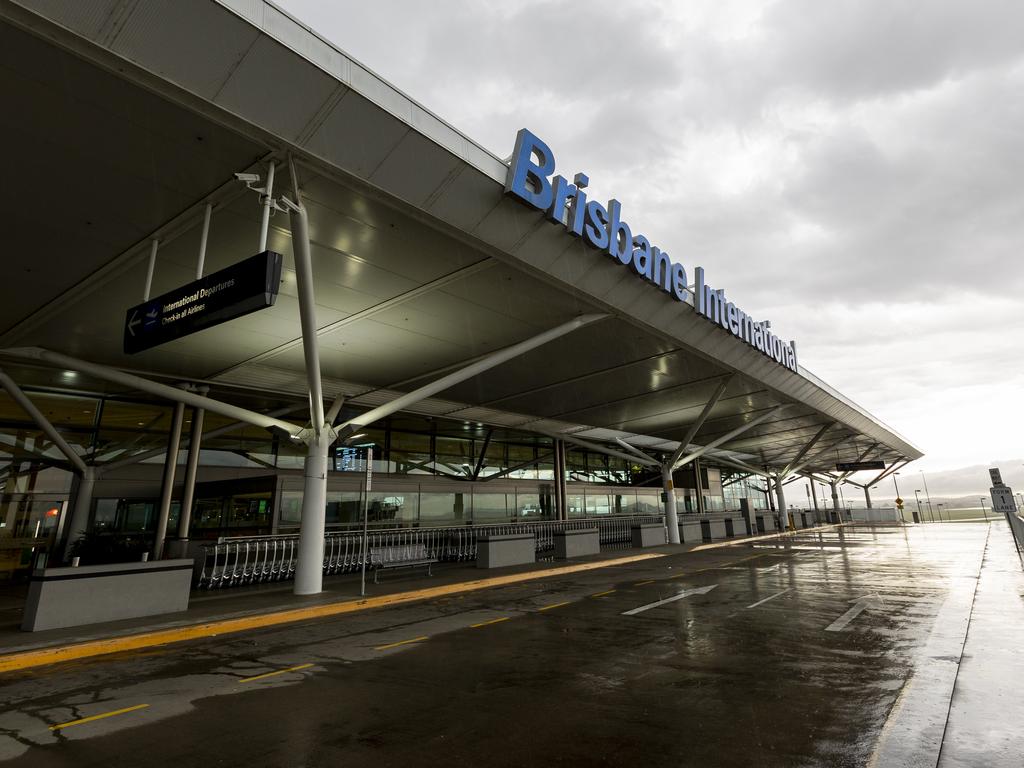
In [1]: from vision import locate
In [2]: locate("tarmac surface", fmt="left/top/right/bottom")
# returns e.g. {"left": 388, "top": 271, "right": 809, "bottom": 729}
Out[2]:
{"left": 0, "top": 522, "right": 1021, "bottom": 767}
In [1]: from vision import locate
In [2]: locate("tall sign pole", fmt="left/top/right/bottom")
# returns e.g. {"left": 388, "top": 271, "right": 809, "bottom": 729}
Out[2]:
{"left": 360, "top": 447, "right": 373, "bottom": 597}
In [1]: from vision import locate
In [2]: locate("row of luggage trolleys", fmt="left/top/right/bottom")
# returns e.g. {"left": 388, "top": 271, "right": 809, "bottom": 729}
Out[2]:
{"left": 196, "top": 515, "right": 665, "bottom": 589}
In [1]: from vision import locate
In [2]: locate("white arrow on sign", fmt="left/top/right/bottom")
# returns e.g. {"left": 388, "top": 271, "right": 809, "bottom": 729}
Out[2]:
{"left": 825, "top": 594, "right": 884, "bottom": 632}
{"left": 622, "top": 584, "right": 718, "bottom": 616}
{"left": 127, "top": 310, "right": 141, "bottom": 337}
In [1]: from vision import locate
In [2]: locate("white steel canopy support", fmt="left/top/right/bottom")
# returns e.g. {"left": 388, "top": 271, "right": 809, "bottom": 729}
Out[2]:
{"left": 0, "top": 369, "right": 87, "bottom": 475}
{"left": 775, "top": 475, "right": 788, "bottom": 531}
{"left": 783, "top": 422, "right": 834, "bottom": 477}
{"left": 540, "top": 429, "right": 659, "bottom": 468}
{"left": 286, "top": 161, "right": 334, "bottom": 595}
{"left": 0, "top": 369, "right": 92, "bottom": 560}
{"left": 836, "top": 443, "right": 880, "bottom": 483}
{"left": 669, "top": 375, "right": 733, "bottom": 468}
{"left": 339, "top": 314, "right": 607, "bottom": 434}
{"left": 285, "top": 166, "right": 326, "bottom": 435}
{"left": 662, "top": 463, "right": 680, "bottom": 544}
{"left": 153, "top": 401, "right": 185, "bottom": 560}
{"left": 0, "top": 348, "right": 302, "bottom": 436}
{"left": 143, "top": 238, "right": 159, "bottom": 301}
{"left": 613, "top": 437, "right": 659, "bottom": 465}
{"left": 672, "top": 406, "right": 783, "bottom": 469}
{"left": 196, "top": 202, "right": 212, "bottom": 279}
{"left": 294, "top": 430, "right": 331, "bottom": 595}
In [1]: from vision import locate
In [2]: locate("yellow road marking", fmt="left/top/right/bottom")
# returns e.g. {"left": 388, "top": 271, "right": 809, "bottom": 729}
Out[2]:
{"left": 674, "top": 552, "right": 768, "bottom": 577}
{"left": 374, "top": 635, "right": 429, "bottom": 651}
{"left": 238, "top": 663, "right": 314, "bottom": 683}
{"left": 49, "top": 703, "right": 149, "bottom": 731}
{"left": 591, "top": 589, "right": 616, "bottom": 597}
{"left": 470, "top": 616, "right": 510, "bottom": 629}
{"left": 634, "top": 580, "right": 655, "bottom": 586}
{"left": 538, "top": 601, "right": 571, "bottom": 612}
{"left": 0, "top": 552, "right": 664, "bottom": 675}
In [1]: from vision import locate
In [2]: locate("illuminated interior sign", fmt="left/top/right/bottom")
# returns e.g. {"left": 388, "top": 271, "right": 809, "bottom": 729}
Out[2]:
{"left": 505, "top": 128, "right": 798, "bottom": 373}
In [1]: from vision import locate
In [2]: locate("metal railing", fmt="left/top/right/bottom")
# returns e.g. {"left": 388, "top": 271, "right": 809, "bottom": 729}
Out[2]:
{"left": 1005, "top": 510, "right": 1024, "bottom": 563}
{"left": 196, "top": 515, "right": 664, "bottom": 589}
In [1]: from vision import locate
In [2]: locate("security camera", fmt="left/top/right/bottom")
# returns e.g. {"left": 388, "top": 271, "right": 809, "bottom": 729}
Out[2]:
{"left": 278, "top": 196, "right": 301, "bottom": 213}
{"left": 234, "top": 172, "right": 260, "bottom": 184}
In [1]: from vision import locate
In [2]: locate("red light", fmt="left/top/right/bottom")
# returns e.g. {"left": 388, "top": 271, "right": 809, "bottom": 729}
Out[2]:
{"left": 45, "top": 508, "right": 59, "bottom": 518}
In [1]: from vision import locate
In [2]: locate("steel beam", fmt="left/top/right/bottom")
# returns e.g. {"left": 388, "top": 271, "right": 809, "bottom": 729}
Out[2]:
{"left": 539, "top": 430, "right": 660, "bottom": 468}
{"left": 0, "top": 370, "right": 87, "bottom": 474}
{"left": 672, "top": 406, "right": 783, "bottom": 469}
{"left": 668, "top": 375, "right": 733, "bottom": 467}
{"left": 339, "top": 314, "right": 606, "bottom": 434}
{"left": 783, "top": 422, "right": 834, "bottom": 477}
{"left": 0, "top": 348, "right": 302, "bottom": 436}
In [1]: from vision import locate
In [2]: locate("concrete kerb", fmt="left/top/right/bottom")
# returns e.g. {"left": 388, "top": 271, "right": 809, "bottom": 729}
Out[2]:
{"left": 0, "top": 552, "right": 665, "bottom": 675}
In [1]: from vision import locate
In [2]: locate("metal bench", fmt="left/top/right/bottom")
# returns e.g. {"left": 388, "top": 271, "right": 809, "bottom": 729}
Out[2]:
{"left": 369, "top": 544, "right": 436, "bottom": 583}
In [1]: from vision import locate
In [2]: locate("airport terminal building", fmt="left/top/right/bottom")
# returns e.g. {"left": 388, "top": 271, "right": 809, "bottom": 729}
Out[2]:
{"left": 0, "top": 0, "right": 921, "bottom": 589}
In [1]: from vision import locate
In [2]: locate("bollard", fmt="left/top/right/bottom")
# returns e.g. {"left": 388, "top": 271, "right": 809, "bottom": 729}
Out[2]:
{"left": 71, "top": 556, "right": 80, "bottom": 567}
{"left": 140, "top": 552, "right": 149, "bottom": 562}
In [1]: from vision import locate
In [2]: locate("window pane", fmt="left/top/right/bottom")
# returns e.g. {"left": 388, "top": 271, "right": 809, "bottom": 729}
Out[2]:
{"left": 419, "top": 492, "right": 469, "bottom": 525}
{"left": 472, "top": 492, "right": 509, "bottom": 522}
{"left": 515, "top": 491, "right": 543, "bottom": 520}
{"left": 367, "top": 492, "right": 417, "bottom": 525}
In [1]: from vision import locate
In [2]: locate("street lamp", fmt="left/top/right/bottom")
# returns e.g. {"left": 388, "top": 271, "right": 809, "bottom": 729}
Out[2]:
{"left": 980, "top": 497, "right": 988, "bottom": 521}
{"left": 913, "top": 489, "right": 923, "bottom": 524}
{"left": 937, "top": 502, "right": 944, "bottom": 522}
{"left": 920, "top": 470, "right": 935, "bottom": 519}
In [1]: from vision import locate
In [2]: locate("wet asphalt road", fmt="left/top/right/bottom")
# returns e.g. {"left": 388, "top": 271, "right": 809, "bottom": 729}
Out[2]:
{"left": 0, "top": 523, "right": 1020, "bottom": 767}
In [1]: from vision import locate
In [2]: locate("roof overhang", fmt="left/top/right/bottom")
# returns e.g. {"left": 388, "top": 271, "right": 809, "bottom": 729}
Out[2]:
{"left": 0, "top": 0, "right": 922, "bottom": 476}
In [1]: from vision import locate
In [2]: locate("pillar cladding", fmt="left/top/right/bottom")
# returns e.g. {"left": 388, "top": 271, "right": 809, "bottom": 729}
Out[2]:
{"left": 662, "top": 464, "right": 681, "bottom": 544}
{"left": 153, "top": 401, "right": 186, "bottom": 561}
{"left": 63, "top": 467, "right": 96, "bottom": 562}
{"left": 831, "top": 482, "right": 842, "bottom": 522}
{"left": 864, "top": 487, "right": 873, "bottom": 509}
{"left": 294, "top": 433, "right": 330, "bottom": 595}
{"left": 775, "top": 475, "right": 788, "bottom": 530}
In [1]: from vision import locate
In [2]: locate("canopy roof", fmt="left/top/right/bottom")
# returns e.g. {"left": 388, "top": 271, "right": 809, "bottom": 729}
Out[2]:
{"left": 0, "top": 0, "right": 922, "bottom": 477}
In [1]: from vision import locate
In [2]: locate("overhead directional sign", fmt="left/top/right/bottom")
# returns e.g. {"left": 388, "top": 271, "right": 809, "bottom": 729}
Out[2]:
{"left": 836, "top": 460, "right": 886, "bottom": 472}
{"left": 124, "top": 251, "right": 282, "bottom": 354}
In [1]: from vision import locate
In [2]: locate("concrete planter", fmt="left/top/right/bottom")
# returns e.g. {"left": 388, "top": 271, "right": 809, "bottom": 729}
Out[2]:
{"left": 22, "top": 559, "right": 193, "bottom": 632}
{"left": 701, "top": 519, "right": 728, "bottom": 540}
{"left": 631, "top": 523, "right": 666, "bottom": 548}
{"left": 477, "top": 533, "right": 536, "bottom": 569}
{"left": 678, "top": 520, "right": 703, "bottom": 543}
{"left": 553, "top": 528, "right": 599, "bottom": 559}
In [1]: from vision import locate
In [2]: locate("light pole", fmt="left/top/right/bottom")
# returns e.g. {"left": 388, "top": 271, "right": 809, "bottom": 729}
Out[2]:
{"left": 980, "top": 497, "right": 989, "bottom": 521}
{"left": 920, "top": 470, "right": 935, "bottom": 520}
{"left": 937, "top": 502, "right": 945, "bottom": 522}
{"left": 913, "top": 489, "right": 923, "bottom": 524}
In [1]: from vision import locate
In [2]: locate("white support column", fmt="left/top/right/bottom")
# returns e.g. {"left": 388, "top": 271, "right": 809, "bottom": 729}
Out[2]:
{"left": 175, "top": 406, "right": 205, "bottom": 549}
{"left": 153, "top": 401, "right": 186, "bottom": 560}
{"left": 196, "top": 203, "right": 212, "bottom": 279}
{"left": 775, "top": 474, "right": 788, "bottom": 531}
{"left": 864, "top": 486, "right": 872, "bottom": 509}
{"left": 143, "top": 239, "right": 159, "bottom": 301}
{"left": 288, "top": 160, "right": 333, "bottom": 596}
{"left": 258, "top": 162, "right": 276, "bottom": 253}
{"left": 831, "top": 481, "right": 841, "bottom": 522}
{"left": 662, "top": 463, "right": 681, "bottom": 544}
{"left": 63, "top": 466, "right": 95, "bottom": 561}
{"left": 694, "top": 457, "right": 705, "bottom": 516}
{"left": 810, "top": 481, "right": 819, "bottom": 511}
{"left": 294, "top": 431, "right": 330, "bottom": 595}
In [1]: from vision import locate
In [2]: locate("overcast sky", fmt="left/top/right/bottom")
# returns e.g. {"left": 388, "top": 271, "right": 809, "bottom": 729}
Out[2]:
{"left": 277, "top": 0, "right": 1023, "bottom": 489}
